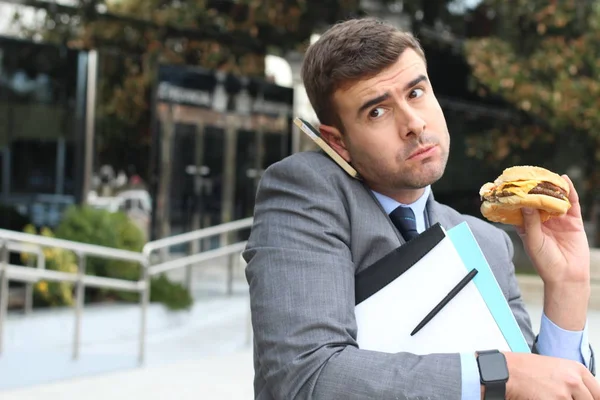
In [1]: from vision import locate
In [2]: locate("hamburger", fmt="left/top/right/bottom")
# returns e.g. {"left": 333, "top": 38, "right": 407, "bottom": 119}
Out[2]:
{"left": 479, "top": 165, "right": 571, "bottom": 226}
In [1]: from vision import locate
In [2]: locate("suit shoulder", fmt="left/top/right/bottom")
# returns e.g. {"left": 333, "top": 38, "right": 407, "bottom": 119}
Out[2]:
{"left": 269, "top": 150, "right": 342, "bottom": 171}
{"left": 435, "top": 202, "right": 509, "bottom": 241}
{"left": 263, "top": 150, "right": 352, "bottom": 183}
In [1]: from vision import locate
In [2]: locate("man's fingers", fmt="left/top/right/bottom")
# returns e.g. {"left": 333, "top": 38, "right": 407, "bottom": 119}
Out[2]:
{"left": 563, "top": 174, "right": 583, "bottom": 218}
{"left": 572, "top": 385, "right": 594, "bottom": 400}
{"left": 518, "top": 207, "right": 547, "bottom": 260}
{"left": 521, "top": 207, "right": 541, "bottom": 228}
{"left": 563, "top": 174, "right": 579, "bottom": 204}
{"left": 581, "top": 369, "right": 600, "bottom": 400}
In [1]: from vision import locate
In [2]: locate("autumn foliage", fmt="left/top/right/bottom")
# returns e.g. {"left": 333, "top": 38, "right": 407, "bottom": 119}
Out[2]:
{"left": 464, "top": 1, "right": 600, "bottom": 166}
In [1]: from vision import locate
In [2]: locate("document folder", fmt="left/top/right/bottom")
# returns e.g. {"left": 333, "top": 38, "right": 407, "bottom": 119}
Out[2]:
{"left": 354, "top": 222, "right": 530, "bottom": 355}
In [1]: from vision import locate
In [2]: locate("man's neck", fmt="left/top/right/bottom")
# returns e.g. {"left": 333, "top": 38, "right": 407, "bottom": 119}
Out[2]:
{"left": 371, "top": 187, "right": 428, "bottom": 206}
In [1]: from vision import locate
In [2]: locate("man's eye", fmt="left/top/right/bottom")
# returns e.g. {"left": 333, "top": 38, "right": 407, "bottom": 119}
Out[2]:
{"left": 369, "top": 107, "right": 386, "bottom": 119}
{"left": 409, "top": 88, "right": 424, "bottom": 99}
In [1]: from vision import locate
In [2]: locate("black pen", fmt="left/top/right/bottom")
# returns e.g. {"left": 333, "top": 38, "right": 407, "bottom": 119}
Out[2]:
{"left": 410, "top": 268, "right": 479, "bottom": 336}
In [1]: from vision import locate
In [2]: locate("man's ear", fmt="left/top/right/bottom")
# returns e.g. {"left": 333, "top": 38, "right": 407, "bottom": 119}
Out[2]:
{"left": 319, "top": 124, "right": 351, "bottom": 162}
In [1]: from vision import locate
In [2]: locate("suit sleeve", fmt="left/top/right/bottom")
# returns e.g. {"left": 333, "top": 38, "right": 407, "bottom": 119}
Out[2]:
{"left": 500, "top": 230, "right": 537, "bottom": 350}
{"left": 243, "top": 157, "right": 463, "bottom": 400}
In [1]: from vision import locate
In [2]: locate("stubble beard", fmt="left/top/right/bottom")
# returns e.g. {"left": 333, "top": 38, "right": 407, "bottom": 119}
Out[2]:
{"left": 391, "top": 145, "right": 450, "bottom": 191}
{"left": 352, "top": 133, "right": 450, "bottom": 193}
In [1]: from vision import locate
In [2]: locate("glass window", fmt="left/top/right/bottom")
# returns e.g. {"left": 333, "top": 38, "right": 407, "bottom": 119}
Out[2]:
{"left": 0, "top": 37, "right": 84, "bottom": 229}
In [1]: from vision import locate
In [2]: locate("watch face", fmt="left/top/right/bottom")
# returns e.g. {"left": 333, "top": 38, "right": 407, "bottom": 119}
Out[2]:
{"left": 479, "top": 353, "right": 509, "bottom": 382}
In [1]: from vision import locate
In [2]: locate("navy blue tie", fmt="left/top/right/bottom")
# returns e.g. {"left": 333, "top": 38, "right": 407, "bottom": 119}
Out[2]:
{"left": 390, "top": 206, "right": 419, "bottom": 241}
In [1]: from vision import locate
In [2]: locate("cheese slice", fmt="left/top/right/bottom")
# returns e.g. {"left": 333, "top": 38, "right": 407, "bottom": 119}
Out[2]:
{"left": 496, "top": 180, "right": 539, "bottom": 197}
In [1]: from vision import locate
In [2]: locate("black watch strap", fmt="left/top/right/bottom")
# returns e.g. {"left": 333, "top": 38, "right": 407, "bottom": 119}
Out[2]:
{"left": 478, "top": 350, "right": 508, "bottom": 400}
{"left": 483, "top": 380, "right": 506, "bottom": 400}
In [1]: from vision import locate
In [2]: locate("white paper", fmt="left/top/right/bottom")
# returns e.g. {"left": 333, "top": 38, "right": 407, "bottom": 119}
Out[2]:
{"left": 355, "top": 236, "right": 510, "bottom": 355}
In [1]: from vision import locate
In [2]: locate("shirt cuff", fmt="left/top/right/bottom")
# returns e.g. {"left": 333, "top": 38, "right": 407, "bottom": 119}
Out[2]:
{"left": 460, "top": 352, "right": 481, "bottom": 400}
{"left": 537, "top": 312, "right": 591, "bottom": 368}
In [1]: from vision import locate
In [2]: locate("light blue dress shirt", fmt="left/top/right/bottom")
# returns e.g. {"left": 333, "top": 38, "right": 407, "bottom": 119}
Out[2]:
{"left": 372, "top": 187, "right": 592, "bottom": 400}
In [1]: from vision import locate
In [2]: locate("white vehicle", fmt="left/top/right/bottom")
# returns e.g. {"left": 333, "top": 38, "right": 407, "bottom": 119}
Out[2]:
{"left": 87, "top": 189, "right": 152, "bottom": 239}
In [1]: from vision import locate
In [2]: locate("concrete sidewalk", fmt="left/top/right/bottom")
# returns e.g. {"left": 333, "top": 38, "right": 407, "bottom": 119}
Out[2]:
{"left": 3, "top": 301, "right": 600, "bottom": 399}
{"left": 1, "top": 349, "right": 255, "bottom": 400}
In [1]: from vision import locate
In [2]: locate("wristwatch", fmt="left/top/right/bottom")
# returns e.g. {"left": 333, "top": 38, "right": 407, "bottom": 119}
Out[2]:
{"left": 477, "top": 350, "right": 509, "bottom": 400}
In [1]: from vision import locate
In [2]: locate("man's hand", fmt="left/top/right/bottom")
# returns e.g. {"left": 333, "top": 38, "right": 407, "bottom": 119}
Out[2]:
{"left": 516, "top": 174, "right": 590, "bottom": 330}
{"left": 502, "top": 352, "right": 600, "bottom": 400}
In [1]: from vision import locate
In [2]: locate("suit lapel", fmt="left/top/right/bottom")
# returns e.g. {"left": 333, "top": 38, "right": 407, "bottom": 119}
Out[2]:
{"left": 360, "top": 182, "right": 407, "bottom": 246}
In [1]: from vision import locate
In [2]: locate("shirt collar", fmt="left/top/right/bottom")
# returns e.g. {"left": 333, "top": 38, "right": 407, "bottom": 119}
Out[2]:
{"left": 371, "top": 185, "right": 431, "bottom": 216}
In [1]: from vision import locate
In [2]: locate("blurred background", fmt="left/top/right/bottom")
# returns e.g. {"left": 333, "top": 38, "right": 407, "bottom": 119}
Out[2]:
{"left": 0, "top": 0, "right": 599, "bottom": 398}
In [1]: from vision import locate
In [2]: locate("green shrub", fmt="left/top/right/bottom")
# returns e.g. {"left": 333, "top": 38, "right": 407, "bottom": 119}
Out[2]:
{"left": 21, "top": 225, "right": 77, "bottom": 307}
{"left": 54, "top": 205, "right": 139, "bottom": 278}
{"left": 150, "top": 274, "right": 193, "bottom": 311}
{"left": 50, "top": 205, "right": 192, "bottom": 310}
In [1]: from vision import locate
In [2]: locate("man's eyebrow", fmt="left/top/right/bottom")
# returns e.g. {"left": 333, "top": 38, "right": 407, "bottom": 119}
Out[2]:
{"left": 404, "top": 74, "right": 428, "bottom": 91}
{"left": 356, "top": 75, "right": 429, "bottom": 118}
{"left": 357, "top": 92, "right": 390, "bottom": 117}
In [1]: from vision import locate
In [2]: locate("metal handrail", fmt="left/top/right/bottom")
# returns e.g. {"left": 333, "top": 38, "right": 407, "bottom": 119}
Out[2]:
{"left": 0, "top": 229, "right": 147, "bottom": 361}
{"left": 142, "top": 217, "right": 253, "bottom": 256}
{"left": 5, "top": 241, "right": 44, "bottom": 315}
{"left": 4, "top": 264, "right": 143, "bottom": 291}
{"left": 0, "top": 229, "right": 146, "bottom": 263}
{"left": 138, "top": 218, "right": 252, "bottom": 362}
{"left": 148, "top": 242, "right": 247, "bottom": 276}
{"left": 0, "top": 217, "right": 254, "bottom": 366}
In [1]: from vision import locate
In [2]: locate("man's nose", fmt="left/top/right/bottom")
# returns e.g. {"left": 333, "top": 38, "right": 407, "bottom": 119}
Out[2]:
{"left": 397, "top": 107, "right": 426, "bottom": 138}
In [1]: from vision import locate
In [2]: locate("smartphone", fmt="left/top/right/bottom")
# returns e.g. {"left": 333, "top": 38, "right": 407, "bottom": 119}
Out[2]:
{"left": 293, "top": 117, "right": 361, "bottom": 180}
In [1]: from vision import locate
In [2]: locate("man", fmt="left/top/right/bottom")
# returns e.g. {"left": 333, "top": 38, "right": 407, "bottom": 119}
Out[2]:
{"left": 243, "top": 18, "right": 597, "bottom": 399}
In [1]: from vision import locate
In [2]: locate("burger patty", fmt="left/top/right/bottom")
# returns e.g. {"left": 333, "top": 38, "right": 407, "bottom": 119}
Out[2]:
{"left": 528, "top": 182, "right": 568, "bottom": 200}
{"left": 483, "top": 182, "right": 567, "bottom": 201}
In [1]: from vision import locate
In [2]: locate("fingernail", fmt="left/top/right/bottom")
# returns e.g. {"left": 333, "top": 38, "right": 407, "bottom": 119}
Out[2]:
{"left": 522, "top": 207, "right": 533, "bottom": 215}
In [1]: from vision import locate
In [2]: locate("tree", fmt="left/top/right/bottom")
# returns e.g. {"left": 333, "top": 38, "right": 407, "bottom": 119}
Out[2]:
{"left": 463, "top": 0, "right": 600, "bottom": 229}
{"left": 10, "top": 0, "right": 366, "bottom": 178}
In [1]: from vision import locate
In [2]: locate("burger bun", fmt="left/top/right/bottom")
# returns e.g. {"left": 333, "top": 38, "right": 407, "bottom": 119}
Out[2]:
{"left": 479, "top": 165, "right": 571, "bottom": 226}
{"left": 480, "top": 194, "right": 570, "bottom": 226}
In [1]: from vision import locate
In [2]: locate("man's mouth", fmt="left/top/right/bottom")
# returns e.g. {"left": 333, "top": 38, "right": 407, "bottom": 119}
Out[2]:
{"left": 407, "top": 144, "right": 437, "bottom": 160}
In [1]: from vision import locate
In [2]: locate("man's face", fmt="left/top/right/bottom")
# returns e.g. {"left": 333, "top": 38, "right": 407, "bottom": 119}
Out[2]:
{"left": 321, "top": 48, "right": 450, "bottom": 203}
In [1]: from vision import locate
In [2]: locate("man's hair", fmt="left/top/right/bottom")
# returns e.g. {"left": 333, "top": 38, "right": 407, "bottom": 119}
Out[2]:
{"left": 301, "top": 18, "right": 426, "bottom": 130}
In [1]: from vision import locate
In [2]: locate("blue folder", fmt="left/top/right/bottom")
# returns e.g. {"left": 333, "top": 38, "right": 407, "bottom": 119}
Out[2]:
{"left": 446, "top": 222, "right": 531, "bottom": 353}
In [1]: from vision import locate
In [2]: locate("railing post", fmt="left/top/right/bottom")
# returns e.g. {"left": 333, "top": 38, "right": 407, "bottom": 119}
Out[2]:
{"left": 227, "top": 252, "right": 237, "bottom": 296}
{"left": 24, "top": 283, "right": 33, "bottom": 315}
{"left": 184, "top": 256, "right": 193, "bottom": 293}
{"left": 73, "top": 251, "right": 86, "bottom": 360}
{"left": 0, "top": 240, "right": 8, "bottom": 356}
{"left": 24, "top": 245, "right": 42, "bottom": 316}
{"left": 187, "top": 237, "right": 200, "bottom": 292}
{"left": 139, "top": 257, "right": 150, "bottom": 365}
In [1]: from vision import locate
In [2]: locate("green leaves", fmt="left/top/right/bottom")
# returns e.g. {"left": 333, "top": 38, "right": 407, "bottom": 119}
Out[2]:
{"left": 464, "top": 1, "right": 600, "bottom": 165}
{"left": 13, "top": 0, "right": 364, "bottom": 167}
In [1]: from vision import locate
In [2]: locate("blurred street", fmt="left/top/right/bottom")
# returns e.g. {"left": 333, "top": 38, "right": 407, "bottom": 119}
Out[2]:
{"left": 1, "top": 262, "right": 600, "bottom": 399}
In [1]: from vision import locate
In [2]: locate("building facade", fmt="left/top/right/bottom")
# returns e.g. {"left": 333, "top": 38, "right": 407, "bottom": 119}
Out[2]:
{"left": 150, "top": 64, "right": 294, "bottom": 242}
{"left": 0, "top": 36, "right": 90, "bottom": 230}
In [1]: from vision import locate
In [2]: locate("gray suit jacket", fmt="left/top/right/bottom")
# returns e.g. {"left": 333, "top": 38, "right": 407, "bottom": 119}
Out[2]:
{"left": 243, "top": 150, "right": 538, "bottom": 399}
